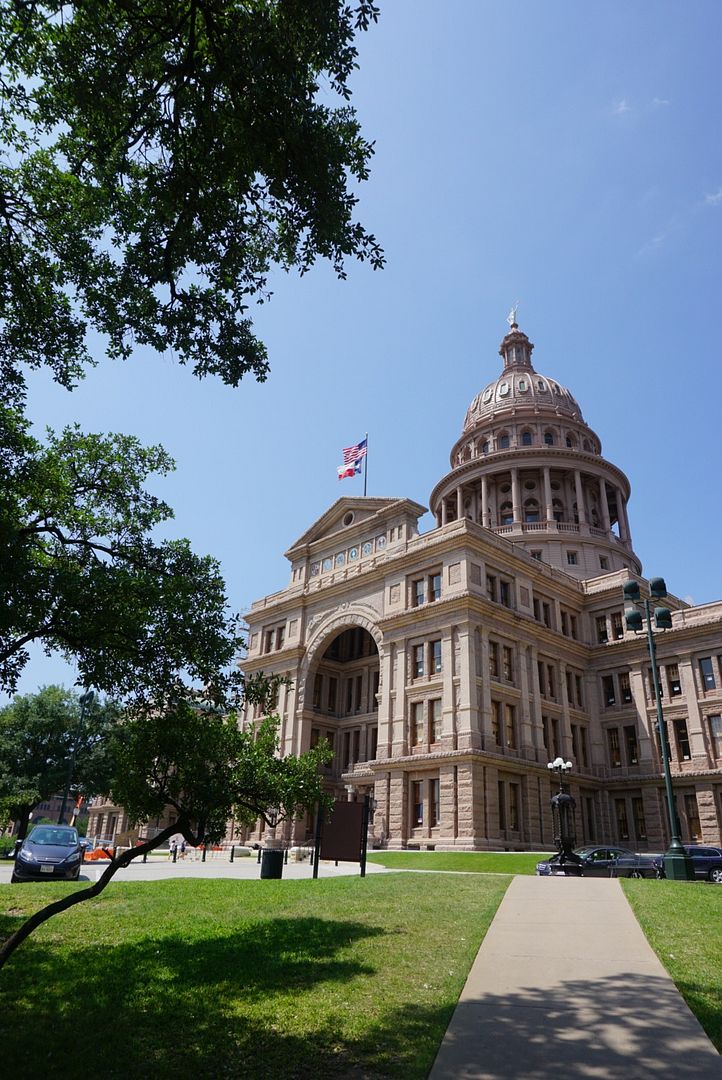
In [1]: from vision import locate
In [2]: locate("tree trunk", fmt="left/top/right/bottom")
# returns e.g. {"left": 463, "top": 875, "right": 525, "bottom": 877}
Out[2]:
{"left": 15, "top": 806, "right": 32, "bottom": 842}
{"left": 1, "top": 819, "right": 192, "bottom": 969}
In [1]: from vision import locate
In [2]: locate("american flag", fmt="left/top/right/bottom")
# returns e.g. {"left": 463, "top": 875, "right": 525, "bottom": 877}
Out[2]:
{"left": 342, "top": 437, "right": 367, "bottom": 464}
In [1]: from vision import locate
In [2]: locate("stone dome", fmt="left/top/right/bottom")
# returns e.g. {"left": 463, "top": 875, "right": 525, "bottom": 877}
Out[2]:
{"left": 463, "top": 324, "right": 584, "bottom": 434}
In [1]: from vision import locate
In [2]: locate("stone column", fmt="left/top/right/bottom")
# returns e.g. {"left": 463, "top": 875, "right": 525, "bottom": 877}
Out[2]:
{"left": 441, "top": 630, "right": 456, "bottom": 748}
{"left": 456, "top": 486, "right": 464, "bottom": 521}
{"left": 696, "top": 784, "right": 722, "bottom": 844}
{"left": 529, "top": 645, "right": 543, "bottom": 762}
{"left": 438, "top": 763, "right": 458, "bottom": 843}
{"left": 470, "top": 483, "right": 479, "bottom": 523}
{"left": 679, "top": 657, "right": 707, "bottom": 763}
{"left": 574, "top": 470, "right": 587, "bottom": 525}
{"left": 599, "top": 478, "right": 611, "bottom": 533}
{"left": 441, "top": 499, "right": 448, "bottom": 526}
{"left": 479, "top": 626, "right": 494, "bottom": 749}
{"left": 391, "top": 645, "right": 407, "bottom": 757}
{"left": 518, "top": 643, "right": 534, "bottom": 756}
{"left": 481, "top": 475, "right": 490, "bottom": 527}
{"left": 615, "top": 487, "right": 629, "bottom": 541}
{"left": 559, "top": 661, "right": 573, "bottom": 759}
{"left": 543, "top": 466, "right": 554, "bottom": 524}
{"left": 511, "top": 468, "right": 521, "bottom": 524}
{"left": 456, "top": 626, "right": 479, "bottom": 751}
{"left": 387, "top": 770, "right": 407, "bottom": 849}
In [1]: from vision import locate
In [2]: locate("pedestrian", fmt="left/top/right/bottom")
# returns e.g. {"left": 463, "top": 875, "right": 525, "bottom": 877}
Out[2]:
{"left": 180, "top": 839, "right": 187, "bottom": 860}
{"left": 168, "top": 838, "right": 178, "bottom": 861}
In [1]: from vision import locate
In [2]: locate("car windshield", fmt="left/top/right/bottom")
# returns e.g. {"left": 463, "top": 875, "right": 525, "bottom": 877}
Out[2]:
{"left": 28, "top": 827, "right": 78, "bottom": 847}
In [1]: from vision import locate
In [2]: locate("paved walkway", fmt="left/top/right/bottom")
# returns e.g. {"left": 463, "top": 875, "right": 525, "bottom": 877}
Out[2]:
{"left": 429, "top": 875, "right": 722, "bottom": 1079}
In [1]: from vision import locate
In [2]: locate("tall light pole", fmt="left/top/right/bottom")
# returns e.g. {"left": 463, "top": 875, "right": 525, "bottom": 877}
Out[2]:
{"left": 546, "top": 757, "right": 581, "bottom": 873}
{"left": 623, "top": 579, "right": 695, "bottom": 881}
{"left": 58, "top": 689, "right": 95, "bottom": 826}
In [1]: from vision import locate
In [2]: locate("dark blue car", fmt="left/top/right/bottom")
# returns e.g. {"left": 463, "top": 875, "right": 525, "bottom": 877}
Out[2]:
{"left": 654, "top": 845, "right": 722, "bottom": 883}
{"left": 536, "top": 845, "right": 658, "bottom": 878}
{"left": 11, "top": 825, "right": 84, "bottom": 883}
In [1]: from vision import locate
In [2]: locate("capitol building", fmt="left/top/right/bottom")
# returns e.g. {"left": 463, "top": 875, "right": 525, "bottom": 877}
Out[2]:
{"left": 239, "top": 316, "right": 722, "bottom": 853}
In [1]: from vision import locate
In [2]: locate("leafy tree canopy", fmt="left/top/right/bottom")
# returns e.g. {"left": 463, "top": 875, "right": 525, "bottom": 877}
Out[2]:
{"left": 0, "top": 684, "right": 121, "bottom": 838}
{"left": 0, "top": 406, "right": 244, "bottom": 702}
{"left": 0, "top": 0, "right": 383, "bottom": 403}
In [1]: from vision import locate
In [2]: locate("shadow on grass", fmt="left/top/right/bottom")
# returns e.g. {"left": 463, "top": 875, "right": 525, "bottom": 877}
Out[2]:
{"left": 0, "top": 915, "right": 452, "bottom": 1079}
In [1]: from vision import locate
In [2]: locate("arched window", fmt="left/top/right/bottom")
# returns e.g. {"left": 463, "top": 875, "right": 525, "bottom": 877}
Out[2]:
{"left": 565, "top": 433, "right": 577, "bottom": 449}
{"left": 498, "top": 432, "right": 510, "bottom": 450}
{"left": 524, "top": 498, "right": 540, "bottom": 524}
{"left": 500, "top": 501, "right": 513, "bottom": 526}
{"left": 583, "top": 439, "right": 592, "bottom": 452}
{"left": 552, "top": 498, "right": 564, "bottom": 523}
{"left": 521, "top": 430, "right": 533, "bottom": 446}
{"left": 481, "top": 440, "right": 489, "bottom": 455}
{"left": 544, "top": 431, "right": 555, "bottom": 447}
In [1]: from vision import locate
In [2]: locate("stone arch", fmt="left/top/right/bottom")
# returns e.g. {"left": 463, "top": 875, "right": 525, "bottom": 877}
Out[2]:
{"left": 296, "top": 604, "right": 383, "bottom": 714}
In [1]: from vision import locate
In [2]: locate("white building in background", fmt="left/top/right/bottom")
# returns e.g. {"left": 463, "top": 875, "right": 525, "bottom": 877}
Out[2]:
{"left": 240, "top": 317, "right": 722, "bottom": 852}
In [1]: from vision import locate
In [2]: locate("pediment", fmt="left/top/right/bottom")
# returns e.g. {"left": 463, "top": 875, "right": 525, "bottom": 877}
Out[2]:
{"left": 285, "top": 497, "right": 426, "bottom": 558}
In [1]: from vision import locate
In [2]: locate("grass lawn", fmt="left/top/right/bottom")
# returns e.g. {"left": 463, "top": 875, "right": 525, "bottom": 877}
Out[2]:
{"left": 622, "top": 879, "right": 722, "bottom": 1052}
{"left": 367, "top": 850, "right": 545, "bottom": 875}
{"left": 0, "top": 872, "right": 509, "bottom": 1079}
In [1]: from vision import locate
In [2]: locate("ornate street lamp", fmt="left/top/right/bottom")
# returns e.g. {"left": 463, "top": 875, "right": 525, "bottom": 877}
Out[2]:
{"left": 623, "top": 578, "right": 695, "bottom": 881}
{"left": 546, "top": 757, "right": 582, "bottom": 874}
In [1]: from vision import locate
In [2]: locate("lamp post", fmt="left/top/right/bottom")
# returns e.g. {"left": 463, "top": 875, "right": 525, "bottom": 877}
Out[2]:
{"left": 546, "top": 757, "right": 581, "bottom": 873}
{"left": 58, "top": 689, "right": 95, "bottom": 825}
{"left": 622, "top": 578, "right": 695, "bottom": 881}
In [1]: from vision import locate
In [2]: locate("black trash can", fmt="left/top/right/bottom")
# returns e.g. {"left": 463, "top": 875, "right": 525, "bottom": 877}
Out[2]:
{"left": 260, "top": 848, "right": 284, "bottom": 880}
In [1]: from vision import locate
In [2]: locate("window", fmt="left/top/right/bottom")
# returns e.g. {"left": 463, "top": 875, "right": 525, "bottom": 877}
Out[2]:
{"left": 275, "top": 626, "right": 285, "bottom": 650}
{"left": 410, "top": 702, "right": 423, "bottom": 746}
{"left": 647, "top": 667, "right": 663, "bottom": 701}
{"left": 413, "top": 645, "right": 425, "bottom": 678}
{"left": 575, "top": 675, "right": 584, "bottom": 709}
{"left": 580, "top": 726, "right": 589, "bottom": 768}
{"left": 596, "top": 616, "right": 608, "bottom": 644}
{"left": 313, "top": 673, "right": 323, "bottom": 710}
{"left": 607, "top": 727, "right": 622, "bottom": 767}
{"left": 571, "top": 723, "right": 579, "bottom": 762}
{"left": 531, "top": 550, "right": 542, "bottom": 560}
{"left": 412, "top": 781, "right": 423, "bottom": 826}
{"left": 263, "top": 630, "right": 274, "bottom": 654}
{"left": 430, "top": 779, "right": 440, "bottom": 826}
{"left": 521, "top": 431, "right": 533, "bottom": 446}
{"left": 491, "top": 701, "right": 502, "bottom": 746}
{"left": 430, "top": 573, "right": 442, "bottom": 602}
{"left": 674, "top": 719, "right": 691, "bottom": 762}
{"left": 499, "top": 433, "right": 510, "bottom": 449}
{"left": 487, "top": 574, "right": 497, "bottom": 602}
{"left": 611, "top": 612, "right": 624, "bottom": 641}
{"left": 498, "top": 781, "right": 506, "bottom": 830}
{"left": 567, "top": 551, "right": 578, "bottom": 566}
{"left": 624, "top": 724, "right": 639, "bottom": 765}
{"left": 699, "top": 657, "right": 716, "bottom": 691}
{"left": 537, "top": 661, "right": 546, "bottom": 696}
{"left": 502, "top": 646, "right": 514, "bottom": 682}
{"left": 561, "top": 611, "right": 568, "bottom": 637}
{"left": 685, "top": 794, "right": 701, "bottom": 842}
{"left": 709, "top": 715, "right": 722, "bottom": 759}
{"left": 546, "top": 664, "right": 556, "bottom": 700}
{"left": 544, "top": 431, "right": 555, "bottom": 446}
{"left": 431, "top": 699, "right": 442, "bottom": 743}
{"left": 602, "top": 675, "right": 616, "bottom": 707}
{"left": 431, "top": 640, "right": 442, "bottom": 674}
{"left": 327, "top": 678, "right": 337, "bottom": 713}
{"left": 499, "top": 580, "right": 512, "bottom": 608}
{"left": 489, "top": 641, "right": 499, "bottom": 678}
{"left": 615, "top": 799, "right": 630, "bottom": 841}
{"left": 632, "top": 798, "right": 647, "bottom": 840}
{"left": 413, "top": 578, "right": 425, "bottom": 607}
{"left": 667, "top": 664, "right": 682, "bottom": 696}
{"left": 509, "top": 784, "right": 520, "bottom": 831}
{"left": 619, "top": 672, "right": 633, "bottom": 704}
{"left": 504, "top": 704, "right": 516, "bottom": 749}
{"left": 599, "top": 556, "right": 609, "bottom": 571}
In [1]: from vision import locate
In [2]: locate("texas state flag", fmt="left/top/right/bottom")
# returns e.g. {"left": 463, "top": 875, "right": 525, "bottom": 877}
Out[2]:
{"left": 337, "top": 459, "right": 362, "bottom": 479}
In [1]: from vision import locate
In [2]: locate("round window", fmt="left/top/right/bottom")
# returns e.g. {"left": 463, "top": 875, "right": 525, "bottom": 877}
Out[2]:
{"left": 349, "top": 547, "right": 359, "bottom": 560}
{"left": 362, "top": 541, "right": 373, "bottom": 557}
{"left": 376, "top": 535, "right": 386, "bottom": 550}
{"left": 322, "top": 557, "right": 333, "bottom": 572}
{"left": 335, "top": 552, "right": 345, "bottom": 567}
{"left": 343, "top": 511, "right": 354, "bottom": 527}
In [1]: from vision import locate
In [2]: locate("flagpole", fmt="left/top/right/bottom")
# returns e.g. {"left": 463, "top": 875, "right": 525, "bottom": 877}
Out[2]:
{"left": 363, "top": 432, "right": 368, "bottom": 497}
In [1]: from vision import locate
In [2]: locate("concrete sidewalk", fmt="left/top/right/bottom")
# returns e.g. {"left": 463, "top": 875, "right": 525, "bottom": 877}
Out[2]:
{"left": 429, "top": 875, "right": 722, "bottom": 1079}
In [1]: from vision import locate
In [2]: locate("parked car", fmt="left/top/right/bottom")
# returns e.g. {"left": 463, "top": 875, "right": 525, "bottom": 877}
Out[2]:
{"left": 654, "top": 845, "right": 722, "bottom": 883}
{"left": 536, "top": 845, "right": 658, "bottom": 878}
{"left": 11, "top": 825, "right": 84, "bottom": 883}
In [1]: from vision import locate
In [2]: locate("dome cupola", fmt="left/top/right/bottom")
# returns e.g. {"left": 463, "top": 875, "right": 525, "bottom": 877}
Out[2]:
{"left": 429, "top": 312, "right": 642, "bottom": 581}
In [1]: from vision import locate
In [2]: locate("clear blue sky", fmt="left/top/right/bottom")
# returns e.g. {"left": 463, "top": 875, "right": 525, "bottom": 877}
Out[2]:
{"left": 15, "top": 0, "right": 722, "bottom": 696}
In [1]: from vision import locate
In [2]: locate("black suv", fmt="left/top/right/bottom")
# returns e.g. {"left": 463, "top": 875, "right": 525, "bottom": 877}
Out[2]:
{"left": 654, "top": 845, "right": 722, "bottom": 883}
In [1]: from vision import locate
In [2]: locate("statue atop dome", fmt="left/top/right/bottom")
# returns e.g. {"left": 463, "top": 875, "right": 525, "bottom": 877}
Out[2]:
{"left": 507, "top": 301, "right": 520, "bottom": 329}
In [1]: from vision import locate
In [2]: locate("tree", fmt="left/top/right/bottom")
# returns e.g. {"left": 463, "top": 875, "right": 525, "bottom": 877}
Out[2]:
{"left": 0, "top": 685, "right": 120, "bottom": 840}
{"left": 0, "top": 691, "right": 333, "bottom": 969}
{"left": 0, "top": 0, "right": 383, "bottom": 403}
{"left": 0, "top": 407, "right": 245, "bottom": 701}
